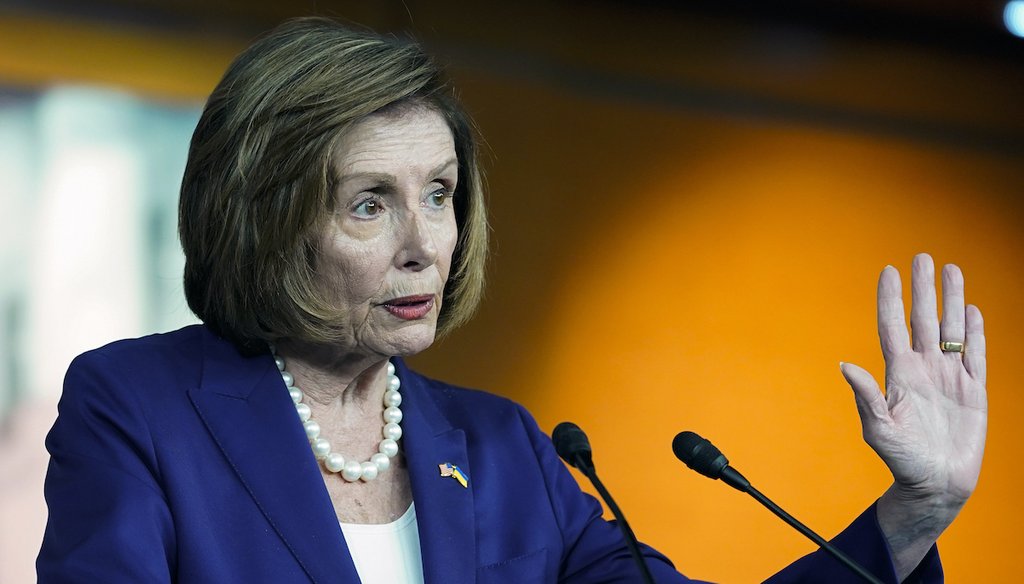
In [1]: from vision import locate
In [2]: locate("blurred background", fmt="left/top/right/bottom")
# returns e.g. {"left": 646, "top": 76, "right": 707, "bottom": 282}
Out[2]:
{"left": 1, "top": 0, "right": 1021, "bottom": 581}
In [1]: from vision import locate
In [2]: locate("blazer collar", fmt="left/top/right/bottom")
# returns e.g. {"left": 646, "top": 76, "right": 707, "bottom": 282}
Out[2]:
{"left": 188, "top": 327, "right": 357, "bottom": 583}
{"left": 189, "top": 327, "right": 476, "bottom": 584}
{"left": 393, "top": 358, "right": 476, "bottom": 584}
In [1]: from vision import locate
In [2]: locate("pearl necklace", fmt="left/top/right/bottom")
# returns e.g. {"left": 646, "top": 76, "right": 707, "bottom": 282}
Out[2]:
{"left": 274, "top": 354, "right": 403, "bottom": 482}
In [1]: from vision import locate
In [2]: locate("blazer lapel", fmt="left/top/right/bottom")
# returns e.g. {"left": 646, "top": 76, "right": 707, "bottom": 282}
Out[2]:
{"left": 188, "top": 328, "right": 358, "bottom": 584}
{"left": 396, "top": 359, "right": 477, "bottom": 584}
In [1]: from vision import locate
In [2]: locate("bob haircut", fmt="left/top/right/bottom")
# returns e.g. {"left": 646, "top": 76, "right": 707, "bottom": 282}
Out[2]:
{"left": 179, "top": 17, "right": 488, "bottom": 354}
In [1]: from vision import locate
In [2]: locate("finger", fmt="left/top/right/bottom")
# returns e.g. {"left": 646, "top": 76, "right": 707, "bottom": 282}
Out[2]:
{"left": 940, "top": 264, "right": 966, "bottom": 347}
{"left": 839, "top": 361, "right": 890, "bottom": 424}
{"left": 910, "top": 253, "right": 940, "bottom": 353}
{"left": 877, "top": 265, "right": 911, "bottom": 362}
{"left": 964, "top": 304, "right": 987, "bottom": 386}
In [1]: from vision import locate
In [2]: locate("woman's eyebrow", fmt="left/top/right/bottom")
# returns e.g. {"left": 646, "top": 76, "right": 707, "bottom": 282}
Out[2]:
{"left": 337, "top": 158, "right": 458, "bottom": 186}
{"left": 337, "top": 172, "right": 396, "bottom": 187}
{"left": 429, "top": 158, "right": 459, "bottom": 178}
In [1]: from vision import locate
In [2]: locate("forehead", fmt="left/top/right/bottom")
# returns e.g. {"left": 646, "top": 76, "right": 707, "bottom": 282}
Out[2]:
{"left": 331, "top": 106, "right": 456, "bottom": 176}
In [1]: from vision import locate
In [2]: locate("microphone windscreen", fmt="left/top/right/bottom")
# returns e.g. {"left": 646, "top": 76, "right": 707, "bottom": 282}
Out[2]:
{"left": 672, "top": 431, "right": 729, "bottom": 480}
{"left": 552, "top": 421, "right": 592, "bottom": 466}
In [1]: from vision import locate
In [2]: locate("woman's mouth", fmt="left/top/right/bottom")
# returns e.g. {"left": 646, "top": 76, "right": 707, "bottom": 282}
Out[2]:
{"left": 382, "top": 295, "right": 435, "bottom": 320}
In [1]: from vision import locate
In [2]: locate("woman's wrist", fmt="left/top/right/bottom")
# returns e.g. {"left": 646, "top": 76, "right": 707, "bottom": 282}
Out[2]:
{"left": 876, "top": 483, "right": 963, "bottom": 581}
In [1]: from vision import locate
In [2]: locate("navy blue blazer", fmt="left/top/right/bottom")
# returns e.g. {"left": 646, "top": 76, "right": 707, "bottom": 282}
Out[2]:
{"left": 38, "top": 325, "right": 941, "bottom": 583}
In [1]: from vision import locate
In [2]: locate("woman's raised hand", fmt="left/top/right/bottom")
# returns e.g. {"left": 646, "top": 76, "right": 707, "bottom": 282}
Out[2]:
{"left": 839, "top": 253, "right": 987, "bottom": 579}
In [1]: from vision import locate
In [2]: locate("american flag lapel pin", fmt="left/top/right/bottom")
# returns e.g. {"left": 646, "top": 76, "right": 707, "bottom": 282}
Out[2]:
{"left": 438, "top": 462, "right": 469, "bottom": 488}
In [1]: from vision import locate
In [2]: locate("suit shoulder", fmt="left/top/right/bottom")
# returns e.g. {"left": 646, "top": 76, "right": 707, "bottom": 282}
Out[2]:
{"left": 75, "top": 325, "right": 205, "bottom": 364}
{"left": 64, "top": 325, "right": 207, "bottom": 401}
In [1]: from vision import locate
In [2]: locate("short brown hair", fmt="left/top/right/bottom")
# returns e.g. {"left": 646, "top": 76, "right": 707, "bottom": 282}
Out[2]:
{"left": 179, "top": 17, "right": 488, "bottom": 354}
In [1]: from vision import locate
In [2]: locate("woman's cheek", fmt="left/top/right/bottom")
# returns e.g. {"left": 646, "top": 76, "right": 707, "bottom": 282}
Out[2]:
{"left": 440, "top": 216, "right": 459, "bottom": 273}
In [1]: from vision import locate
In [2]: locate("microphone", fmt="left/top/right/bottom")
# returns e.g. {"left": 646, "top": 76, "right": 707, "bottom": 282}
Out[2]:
{"left": 552, "top": 421, "right": 594, "bottom": 471}
{"left": 553, "top": 422, "right": 654, "bottom": 584}
{"left": 671, "top": 431, "right": 750, "bottom": 491}
{"left": 672, "top": 431, "right": 884, "bottom": 584}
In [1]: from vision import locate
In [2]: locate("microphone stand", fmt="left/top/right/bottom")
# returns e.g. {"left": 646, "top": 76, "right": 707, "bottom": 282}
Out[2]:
{"left": 570, "top": 452, "right": 656, "bottom": 584}
{"left": 675, "top": 432, "right": 885, "bottom": 584}
{"left": 743, "top": 484, "right": 884, "bottom": 584}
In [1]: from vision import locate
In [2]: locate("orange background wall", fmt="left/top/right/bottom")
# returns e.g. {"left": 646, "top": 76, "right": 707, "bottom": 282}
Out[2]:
{"left": 431, "top": 78, "right": 1023, "bottom": 581}
{"left": 2, "top": 4, "right": 1021, "bottom": 581}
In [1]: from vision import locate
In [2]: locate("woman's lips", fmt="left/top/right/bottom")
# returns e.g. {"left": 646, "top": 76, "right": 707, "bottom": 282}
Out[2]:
{"left": 382, "top": 295, "right": 435, "bottom": 320}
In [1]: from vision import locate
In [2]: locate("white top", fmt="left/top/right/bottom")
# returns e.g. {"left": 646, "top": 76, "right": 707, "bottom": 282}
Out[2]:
{"left": 339, "top": 503, "right": 425, "bottom": 584}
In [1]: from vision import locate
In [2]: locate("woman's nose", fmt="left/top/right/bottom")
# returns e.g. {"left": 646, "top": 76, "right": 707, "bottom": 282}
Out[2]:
{"left": 395, "top": 211, "right": 439, "bottom": 271}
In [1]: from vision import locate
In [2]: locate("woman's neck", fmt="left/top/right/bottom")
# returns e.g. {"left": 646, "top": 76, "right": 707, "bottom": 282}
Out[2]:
{"left": 274, "top": 340, "right": 391, "bottom": 409}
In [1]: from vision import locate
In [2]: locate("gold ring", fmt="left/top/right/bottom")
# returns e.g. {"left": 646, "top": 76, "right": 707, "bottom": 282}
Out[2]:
{"left": 940, "top": 341, "right": 966, "bottom": 353}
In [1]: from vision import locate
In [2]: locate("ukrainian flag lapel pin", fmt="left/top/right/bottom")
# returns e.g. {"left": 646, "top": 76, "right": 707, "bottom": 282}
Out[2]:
{"left": 438, "top": 462, "right": 469, "bottom": 488}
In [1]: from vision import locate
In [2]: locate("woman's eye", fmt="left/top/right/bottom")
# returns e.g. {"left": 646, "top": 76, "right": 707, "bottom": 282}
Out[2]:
{"left": 427, "top": 188, "right": 451, "bottom": 209}
{"left": 353, "top": 198, "right": 383, "bottom": 217}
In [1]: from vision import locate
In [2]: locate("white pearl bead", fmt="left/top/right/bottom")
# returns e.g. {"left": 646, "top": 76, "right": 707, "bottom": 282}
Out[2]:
{"left": 387, "top": 375, "right": 401, "bottom": 392}
{"left": 312, "top": 438, "right": 331, "bottom": 459}
{"left": 371, "top": 452, "right": 391, "bottom": 472}
{"left": 341, "top": 460, "right": 362, "bottom": 482}
{"left": 387, "top": 362, "right": 395, "bottom": 376}
{"left": 303, "top": 420, "right": 320, "bottom": 441}
{"left": 296, "top": 403, "right": 311, "bottom": 422}
{"left": 383, "top": 390, "right": 402, "bottom": 408}
{"left": 360, "top": 461, "right": 379, "bottom": 481}
{"left": 383, "top": 406, "right": 403, "bottom": 424}
{"left": 379, "top": 438, "right": 399, "bottom": 458}
{"left": 383, "top": 422, "right": 402, "bottom": 441}
{"left": 274, "top": 356, "right": 285, "bottom": 370}
{"left": 281, "top": 371, "right": 294, "bottom": 387}
{"left": 325, "top": 452, "right": 345, "bottom": 473}
{"left": 289, "top": 386, "right": 303, "bottom": 404}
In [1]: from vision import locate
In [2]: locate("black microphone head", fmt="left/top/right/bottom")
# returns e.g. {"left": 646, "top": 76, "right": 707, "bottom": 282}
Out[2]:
{"left": 552, "top": 421, "right": 594, "bottom": 471}
{"left": 672, "top": 430, "right": 729, "bottom": 480}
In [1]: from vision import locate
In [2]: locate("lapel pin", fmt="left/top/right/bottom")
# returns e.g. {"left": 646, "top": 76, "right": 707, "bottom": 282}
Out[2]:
{"left": 438, "top": 462, "right": 469, "bottom": 488}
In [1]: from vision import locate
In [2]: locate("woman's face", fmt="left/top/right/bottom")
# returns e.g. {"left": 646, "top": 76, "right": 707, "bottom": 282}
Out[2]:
{"left": 318, "top": 106, "right": 458, "bottom": 359}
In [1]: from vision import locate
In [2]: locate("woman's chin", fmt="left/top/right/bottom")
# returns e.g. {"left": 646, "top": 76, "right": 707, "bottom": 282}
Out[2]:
{"left": 376, "top": 324, "right": 438, "bottom": 358}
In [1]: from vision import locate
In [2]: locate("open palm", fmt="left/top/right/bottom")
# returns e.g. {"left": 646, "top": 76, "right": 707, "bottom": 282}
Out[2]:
{"left": 841, "top": 254, "right": 987, "bottom": 506}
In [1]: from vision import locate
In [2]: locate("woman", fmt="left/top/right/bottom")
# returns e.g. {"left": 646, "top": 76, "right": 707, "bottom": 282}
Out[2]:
{"left": 37, "top": 17, "right": 985, "bottom": 583}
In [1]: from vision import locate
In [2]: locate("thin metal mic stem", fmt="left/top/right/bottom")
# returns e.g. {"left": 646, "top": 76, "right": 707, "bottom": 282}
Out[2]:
{"left": 745, "top": 485, "right": 884, "bottom": 584}
{"left": 575, "top": 454, "right": 656, "bottom": 584}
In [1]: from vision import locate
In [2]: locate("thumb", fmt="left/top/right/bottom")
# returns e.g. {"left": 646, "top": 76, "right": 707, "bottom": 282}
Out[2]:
{"left": 839, "top": 361, "right": 890, "bottom": 428}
